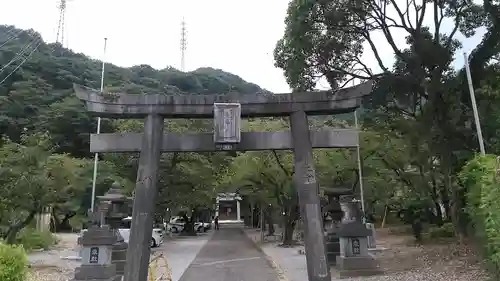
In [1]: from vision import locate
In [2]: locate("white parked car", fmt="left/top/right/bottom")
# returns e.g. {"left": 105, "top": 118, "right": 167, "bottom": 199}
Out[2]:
{"left": 120, "top": 216, "right": 164, "bottom": 247}
{"left": 80, "top": 216, "right": 164, "bottom": 248}
{"left": 167, "top": 216, "right": 205, "bottom": 233}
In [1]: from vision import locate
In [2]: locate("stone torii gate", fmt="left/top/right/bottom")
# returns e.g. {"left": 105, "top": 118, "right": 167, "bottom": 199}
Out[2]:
{"left": 74, "top": 81, "right": 372, "bottom": 281}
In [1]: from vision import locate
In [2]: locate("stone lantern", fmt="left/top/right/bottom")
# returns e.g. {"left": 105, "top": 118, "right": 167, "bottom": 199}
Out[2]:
{"left": 322, "top": 187, "right": 354, "bottom": 264}
{"left": 96, "top": 182, "right": 132, "bottom": 279}
{"left": 97, "top": 182, "right": 132, "bottom": 227}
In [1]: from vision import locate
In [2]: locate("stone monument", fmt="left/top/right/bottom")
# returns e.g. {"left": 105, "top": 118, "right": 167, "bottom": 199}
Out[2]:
{"left": 335, "top": 196, "right": 382, "bottom": 277}
{"left": 97, "top": 184, "right": 132, "bottom": 279}
{"left": 74, "top": 81, "right": 373, "bottom": 281}
{"left": 73, "top": 225, "right": 120, "bottom": 281}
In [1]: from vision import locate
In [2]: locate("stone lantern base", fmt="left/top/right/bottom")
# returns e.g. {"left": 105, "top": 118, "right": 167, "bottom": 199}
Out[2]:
{"left": 336, "top": 255, "right": 382, "bottom": 278}
{"left": 335, "top": 222, "right": 383, "bottom": 278}
{"left": 112, "top": 230, "right": 128, "bottom": 277}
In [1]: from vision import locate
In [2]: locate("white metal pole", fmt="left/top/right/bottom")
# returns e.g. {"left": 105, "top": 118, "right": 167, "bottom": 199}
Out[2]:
{"left": 90, "top": 37, "right": 108, "bottom": 214}
{"left": 351, "top": 78, "right": 366, "bottom": 221}
{"left": 354, "top": 110, "right": 366, "bottom": 218}
{"left": 463, "top": 52, "right": 485, "bottom": 155}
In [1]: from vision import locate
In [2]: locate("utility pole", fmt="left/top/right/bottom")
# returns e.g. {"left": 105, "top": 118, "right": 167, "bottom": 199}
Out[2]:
{"left": 180, "top": 18, "right": 187, "bottom": 71}
{"left": 56, "top": 0, "right": 67, "bottom": 46}
{"left": 352, "top": 79, "right": 366, "bottom": 221}
{"left": 354, "top": 110, "right": 366, "bottom": 219}
{"left": 90, "top": 37, "right": 108, "bottom": 216}
{"left": 464, "top": 52, "right": 485, "bottom": 155}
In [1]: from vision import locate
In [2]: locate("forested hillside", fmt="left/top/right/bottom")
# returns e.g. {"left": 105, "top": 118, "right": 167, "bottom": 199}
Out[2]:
{"left": 0, "top": 25, "right": 269, "bottom": 238}
{"left": 0, "top": 25, "right": 270, "bottom": 156}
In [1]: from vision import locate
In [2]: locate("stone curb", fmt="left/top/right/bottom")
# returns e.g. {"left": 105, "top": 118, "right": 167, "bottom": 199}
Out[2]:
{"left": 241, "top": 229, "right": 290, "bottom": 281}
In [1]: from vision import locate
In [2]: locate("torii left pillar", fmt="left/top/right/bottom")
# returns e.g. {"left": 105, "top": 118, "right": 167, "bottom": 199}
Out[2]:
{"left": 123, "top": 114, "right": 164, "bottom": 281}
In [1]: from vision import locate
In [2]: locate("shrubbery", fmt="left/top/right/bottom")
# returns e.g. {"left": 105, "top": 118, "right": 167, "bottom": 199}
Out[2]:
{"left": 427, "top": 222, "right": 455, "bottom": 239}
{"left": 16, "top": 228, "right": 56, "bottom": 250}
{"left": 0, "top": 243, "right": 28, "bottom": 281}
{"left": 460, "top": 154, "right": 500, "bottom": 277}
{"left": 387, "top": 225, "right": 414, "bottom": 235}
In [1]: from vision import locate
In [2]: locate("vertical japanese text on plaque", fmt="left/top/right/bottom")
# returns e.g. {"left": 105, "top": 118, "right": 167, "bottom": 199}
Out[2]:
{"left": 351, "top": 238, "right": 361, "bottom": 255}
{"left": 89, "top": 246, "right": 99, "bottom": 263}
{"left": 213, "top": 103, "right": 241, "bottom": 144}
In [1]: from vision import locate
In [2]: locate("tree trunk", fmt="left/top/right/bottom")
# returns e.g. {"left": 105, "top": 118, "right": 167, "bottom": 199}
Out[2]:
{"left": 250, "top": 202, "right": 254, "bottom": 228}
{"left": 4, "top": 211, "right": 37, "bottom": 244}
{"left": 59, "top": 214, "right": 75, "bottom": 232}
{"left": 266, "top": 218, "right": 275, "bottom": 235}
{"left": 381, "top": 205, "right": 388, "bottom": 228}
{"left": 50, "top": 208, "right": 60, "bottom": 232}
{"left": 440, "top": 186, "right": 451, "bottom": 220}
{"left": 182, "top": 208, "right": 198, "bottom": 236}
{"left": 282, "top": 220, "right": 296, "bottom": 246}
{"left": 433, "top": 201, "right": 444, "bottom": 226}
{"left": 51, "top": 212, "right": 76, "bottom": 232}
{"left": 253, "top": 206, "right": 258, "bottom": 228}
{"left": 265, "top": 207, "right": 275, "bottom": 236}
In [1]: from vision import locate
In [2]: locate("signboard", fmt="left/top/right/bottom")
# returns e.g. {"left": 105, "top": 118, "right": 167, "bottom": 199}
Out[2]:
{"left": 213, "top": 103, "right": 241, "bottom": 144}
{"left": 215, "top": 143, "right": 234, "bottom": 151}
{"left": 351, "top": 238, "right": 360, "bottom": 255}
{"left": 89, "top": 247, "right": 99, "bottom": 264}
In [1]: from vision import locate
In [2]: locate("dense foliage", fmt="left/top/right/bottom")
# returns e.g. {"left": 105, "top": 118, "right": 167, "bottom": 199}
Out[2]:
{"left": 274, "top": 0, "right": 500, "bottom": 231}
{"left": 0, "top": 243, "right": 27, "bottom": 281}
{"left": 460, "top": 155, "right": 500, "bottom": 277}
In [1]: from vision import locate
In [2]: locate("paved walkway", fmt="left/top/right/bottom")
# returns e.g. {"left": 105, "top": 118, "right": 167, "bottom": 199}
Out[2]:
{"left": 154, "top": 232, "right": 212, "bottom": 281}
{"left": 178, "top": 225, "right": 280, "bottom": 281}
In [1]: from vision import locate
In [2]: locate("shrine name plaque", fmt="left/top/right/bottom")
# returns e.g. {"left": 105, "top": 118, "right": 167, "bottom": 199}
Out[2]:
{"left": 89, "top": 246, "right": 99, "bottom": 263}
{"left": 351, "top": 238, "right": 361, "bottom": 255}
{"left": 214, "top": 103, "right": 241, "bottom": 144}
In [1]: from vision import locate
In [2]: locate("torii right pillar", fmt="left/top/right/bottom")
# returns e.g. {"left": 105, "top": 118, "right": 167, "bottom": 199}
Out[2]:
{"left": 290, "top": 109, "right": 330, "bottom": 281}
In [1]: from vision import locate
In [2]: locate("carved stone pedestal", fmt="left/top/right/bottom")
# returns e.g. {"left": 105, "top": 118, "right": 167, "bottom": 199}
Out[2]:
{"left": 335, "top": 222, "right": 382, "bottom": 278}
{"left": 366, "top": 222, "right": 377, "bottom": 249}
{"left": 73, "top": 225, "right": 120, "bottom": 281}
{"left": 112, "top": 232, "right": 128, "bottom": 277}
{"left": 325, "top": 229, "right": 340, "bottom": 265}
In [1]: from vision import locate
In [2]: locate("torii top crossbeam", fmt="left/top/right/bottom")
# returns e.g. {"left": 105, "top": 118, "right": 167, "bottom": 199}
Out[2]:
{"left": 73, "top": 81, "right": 373, "bottom": 118}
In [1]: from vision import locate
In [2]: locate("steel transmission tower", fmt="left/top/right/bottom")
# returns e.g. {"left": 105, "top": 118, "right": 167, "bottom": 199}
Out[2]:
{"left": 56, "top": 0, "right": 68, "bottom": 46}
{"left": 180, "top": 18, "right": 187, "bottom": 71}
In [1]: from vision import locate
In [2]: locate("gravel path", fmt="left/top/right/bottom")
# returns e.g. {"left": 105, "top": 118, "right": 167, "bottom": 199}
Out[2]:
{"left": 27, "top": 233, "right": 81, "bottom": 281}
{"left": 245, "top": 228, "right": 491, "bottom": 281}
{"left": 26, "top": 233, "right": 171, "bottom": 281}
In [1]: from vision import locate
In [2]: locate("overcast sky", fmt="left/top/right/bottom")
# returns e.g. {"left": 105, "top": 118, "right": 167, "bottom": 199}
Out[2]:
{"left": 1, "top": 0, "right": 486, "bottom": 93}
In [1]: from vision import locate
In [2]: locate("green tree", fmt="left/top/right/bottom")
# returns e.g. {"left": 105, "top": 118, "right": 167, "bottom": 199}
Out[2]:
{"left": 0, "top": 132, "right": 83, "bottom": 243}
{"left": 274, "top": 0, "right": 500, "bottom": 233}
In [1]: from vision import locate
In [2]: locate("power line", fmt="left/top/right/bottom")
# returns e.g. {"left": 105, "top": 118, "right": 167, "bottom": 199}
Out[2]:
{"left": 0, "top": 35, "right": 40, "bottom": 75}
{"left": 180, "top": 18, "right": 187, "bottom": 71}
{"left": 0, "top": 28, "right": 24, "bottom": 49}
{"left": 0, "top": 39, "right": 42, "bottom": 85}
{"left": 2, "top": 25, "right": 16, "bottom": 35}
{"left": 0, "top": 0, "right": 71, "bottom": 85}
